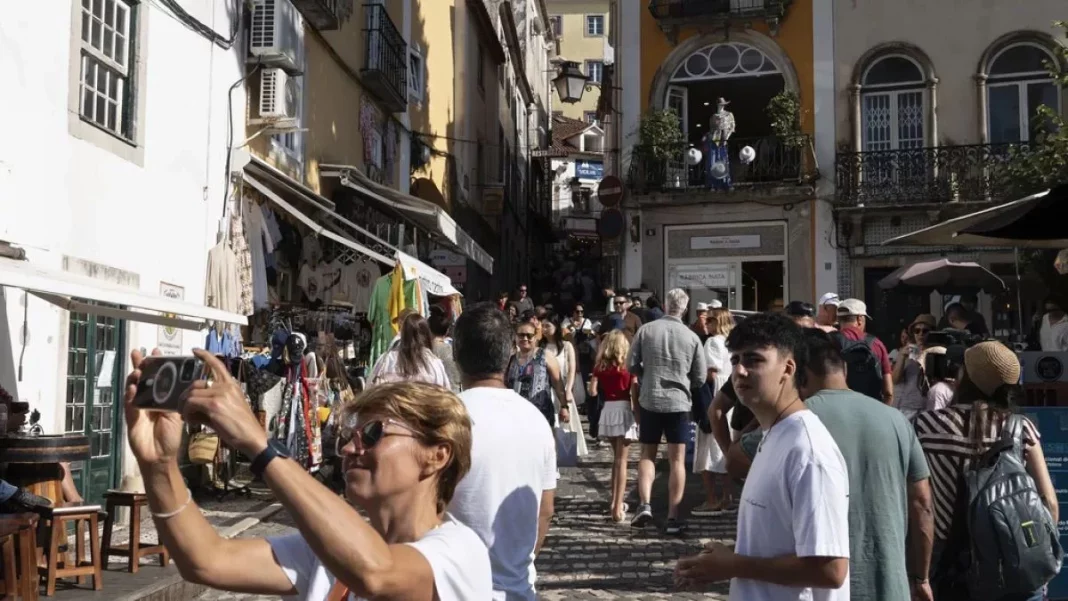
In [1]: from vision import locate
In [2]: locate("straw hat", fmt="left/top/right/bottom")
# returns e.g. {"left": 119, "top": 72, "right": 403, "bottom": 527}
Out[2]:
{"left": 963, "top": 341, "right": 1021, "bottom": 396}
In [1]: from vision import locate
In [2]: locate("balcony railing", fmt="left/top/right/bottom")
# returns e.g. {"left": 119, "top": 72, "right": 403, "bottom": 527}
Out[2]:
{"left": 361, "top": 3, "right": 407, "bottom": 113}
{"left": 834, "top": 143, "right": 1032, "bottom": 207}
{"left": 627, "top": 135, "right": 815, "bottom": 194}
{"left": 649, "top": 0, "right": 790, "bottom": 22}
{"left": 292, "top": 0, "right": 354, "bottom": 30}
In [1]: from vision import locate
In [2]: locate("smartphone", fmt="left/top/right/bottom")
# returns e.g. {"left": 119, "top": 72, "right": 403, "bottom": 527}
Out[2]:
{"left": 132, "top": 356, "right": 206, "bottom": 412}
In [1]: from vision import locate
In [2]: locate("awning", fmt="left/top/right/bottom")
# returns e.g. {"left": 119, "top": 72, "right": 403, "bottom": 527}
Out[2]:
{"left": 0, "top": 257, "right": 248, "bottom": 330}
{"left": 319, "top": 164, "right": 494, "bottom": 275}
{"left": 242, "top": 168, "right": 462, "bottom": 296}
{"left": 881, "top": 189, "right": 1068, "bottom": 248}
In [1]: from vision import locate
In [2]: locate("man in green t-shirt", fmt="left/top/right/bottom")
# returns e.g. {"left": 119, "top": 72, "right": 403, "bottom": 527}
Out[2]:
{"left": 728, "top": 328, "right": 935, "bottom": 601}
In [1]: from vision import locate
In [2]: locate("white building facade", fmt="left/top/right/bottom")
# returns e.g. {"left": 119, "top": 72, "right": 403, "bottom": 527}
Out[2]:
{"left": 0, "top": 0, "right": 247, "bottom": 502}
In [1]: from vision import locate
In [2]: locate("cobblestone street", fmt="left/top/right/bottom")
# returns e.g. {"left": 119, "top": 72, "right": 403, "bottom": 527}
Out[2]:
{"left": 195, "top": 427, "right": 734, "bottom": 600}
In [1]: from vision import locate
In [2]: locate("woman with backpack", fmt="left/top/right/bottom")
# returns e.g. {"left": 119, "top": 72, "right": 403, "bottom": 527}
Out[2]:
{"left": 914, "top": 341, "right": 1058, "bottom": 601}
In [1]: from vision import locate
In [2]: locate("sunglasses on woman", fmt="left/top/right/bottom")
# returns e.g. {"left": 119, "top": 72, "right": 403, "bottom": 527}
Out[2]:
{"left": 913, "top": 327, "right": 931, "bottom": 335}
{"left": 336, "top": 418, "right": 419, "bottom": 455}
{"left": 516, "top": 332, "right": 536, "bottom": 340}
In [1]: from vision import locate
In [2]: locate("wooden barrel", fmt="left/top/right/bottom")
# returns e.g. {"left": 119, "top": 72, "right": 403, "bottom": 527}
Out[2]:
{"left": 0, "top": 434, "right": 90, "bottom": 464}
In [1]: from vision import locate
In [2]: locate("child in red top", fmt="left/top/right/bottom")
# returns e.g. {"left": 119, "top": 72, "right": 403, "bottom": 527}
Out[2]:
{"left": 587, "top": 330, "right": 639, "bottom": 522}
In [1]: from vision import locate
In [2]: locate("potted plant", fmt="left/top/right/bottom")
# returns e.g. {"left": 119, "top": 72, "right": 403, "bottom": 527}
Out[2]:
{"left": 631, "top": 109, "right": 685, "bottom": 190}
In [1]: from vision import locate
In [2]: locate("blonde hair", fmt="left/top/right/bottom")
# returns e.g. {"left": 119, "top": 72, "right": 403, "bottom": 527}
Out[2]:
{"left": 595, "top": 330, "right": 629, "bottom": 371}
{"left": 341, "top": 382, "right": 472, "bottom": 513}
{"left": 707, "top": 307, "right": 734, "bottom": 337}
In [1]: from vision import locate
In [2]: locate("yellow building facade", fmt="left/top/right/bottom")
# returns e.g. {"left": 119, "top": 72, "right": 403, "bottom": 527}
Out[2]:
{"left": 546, "top": 0, "right": 612, "bottom": 123}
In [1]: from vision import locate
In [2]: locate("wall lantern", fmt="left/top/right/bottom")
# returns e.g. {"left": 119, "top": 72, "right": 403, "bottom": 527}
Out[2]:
{"left": 552, "top": 61, "right": 589, "bottom": 104}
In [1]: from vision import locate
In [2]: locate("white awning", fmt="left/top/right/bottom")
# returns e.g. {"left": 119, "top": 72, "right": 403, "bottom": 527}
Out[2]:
{"left": 396, "top": 251, "right": 461, "bottom": 297}
{"left": 0, "top": 257, "right": 248, "bottom": 329}
{"left": 320, "top": 164, "right": 495, "bottom": 275}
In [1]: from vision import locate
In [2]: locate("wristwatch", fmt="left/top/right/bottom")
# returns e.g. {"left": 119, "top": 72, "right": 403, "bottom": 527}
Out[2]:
{"left": 251, "top": 440, "right": 291, "bottom": 478}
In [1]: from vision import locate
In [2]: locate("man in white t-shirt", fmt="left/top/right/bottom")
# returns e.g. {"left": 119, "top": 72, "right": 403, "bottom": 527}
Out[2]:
{"left": 448, "top": 303, "right": 558, "bottom": 601}
{"left": 676, "top": 312, "right": 849, "bottom": 601}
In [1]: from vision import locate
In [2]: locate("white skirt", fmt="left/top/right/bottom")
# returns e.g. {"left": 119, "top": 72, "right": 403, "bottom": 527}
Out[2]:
{"left": 693, "top": 407, "right": 733, "bottom": 474}
{"left": 598, "top": 401, "right": 639, "bottom": 441}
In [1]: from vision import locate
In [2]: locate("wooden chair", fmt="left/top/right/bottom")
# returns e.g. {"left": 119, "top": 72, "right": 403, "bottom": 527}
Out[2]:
{"left": 100, "top": 492, "right": 168, "bottom": 573}
{"left": 40, "top": 506, "right": 102, "bottom": 596}
{"left": 0, "top": 513, "right": 39, "bottom": 601}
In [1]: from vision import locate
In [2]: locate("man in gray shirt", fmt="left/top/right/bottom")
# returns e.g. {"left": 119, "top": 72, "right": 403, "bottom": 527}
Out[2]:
{"left": 627, "top": 288, "right": 706, "bottom": 534}
{"left": 726, "top": 328, "right": 934, "bottom": 601}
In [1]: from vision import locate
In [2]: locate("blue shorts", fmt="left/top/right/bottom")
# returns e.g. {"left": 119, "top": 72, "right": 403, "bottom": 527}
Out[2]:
{"left": 638, "top": 407, "right": 690, "bottom": 445}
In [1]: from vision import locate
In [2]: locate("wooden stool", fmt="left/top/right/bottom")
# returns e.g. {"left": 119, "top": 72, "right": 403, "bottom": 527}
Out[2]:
{"left": 0, "top": 513, "right": 39, "bottom": 601}
{"left": 100, "top": 492, "right": 168, "bottom": 573}
{"left": 40, "top": 506, "right": 102, "bottom": 596}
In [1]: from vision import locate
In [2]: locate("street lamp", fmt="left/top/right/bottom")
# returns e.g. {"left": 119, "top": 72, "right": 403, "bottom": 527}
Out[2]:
{"left": 552, "top": 61, "right": 589, "bottom": 104}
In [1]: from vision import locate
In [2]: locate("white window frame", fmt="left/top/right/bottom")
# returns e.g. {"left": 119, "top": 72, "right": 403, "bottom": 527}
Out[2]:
{"left": 67, "top": 0, "right": 148, "bottom": 165}
{"left": 859, "top": 55, "right": 927, "bottom": 151}
{"left": 585, "top": 60, "right": 604, "bottom": 85}
{"left": 585, "top": 14, "right": 604, "bottom": 37}
{"left": 408, "top": 45, "right": 425, "bottom": 104}
{"left": 985, "top": 43, "right": 1061, "bottom": 144}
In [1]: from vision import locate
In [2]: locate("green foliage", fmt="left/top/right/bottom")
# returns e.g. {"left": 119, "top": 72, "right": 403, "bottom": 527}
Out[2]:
{"left": 636, "top": 109, "right": 685, "bottom": 162}
{"left": 766, "top": 90, "right": 804, "bottom": 147}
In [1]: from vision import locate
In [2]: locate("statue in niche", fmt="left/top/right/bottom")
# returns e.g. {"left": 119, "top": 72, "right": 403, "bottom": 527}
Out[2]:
{"left": 702, "top": 97, "right": 735, "bottom": 191}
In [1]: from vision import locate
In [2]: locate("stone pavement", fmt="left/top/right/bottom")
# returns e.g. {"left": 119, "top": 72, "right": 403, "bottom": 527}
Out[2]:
{"left": 194, "top": 426, "right": 735, "bottom": 600}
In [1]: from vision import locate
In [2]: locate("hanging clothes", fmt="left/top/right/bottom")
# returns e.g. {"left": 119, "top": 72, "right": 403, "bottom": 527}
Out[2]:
{"left": 205, "top": 241, "right": 242, "bottom": 314}
{"left": 244, "top": 200, "right": 271, "bottom": 310}
{"left": 388, "top": 263, "right": 405, "bottom": 334}
{"left": 368, "top": 270, "right": 420, "bottom": 368}
{"left": 229, "top": 198, "right": 255, "bottom": 316}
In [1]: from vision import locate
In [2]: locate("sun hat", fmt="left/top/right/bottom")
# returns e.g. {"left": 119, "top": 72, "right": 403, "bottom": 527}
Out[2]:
{"left": 963, "top": 341, "right": 1021, "bottom": 397}
{"left": 909, "top": 314, "right": 937, "bottom": 330}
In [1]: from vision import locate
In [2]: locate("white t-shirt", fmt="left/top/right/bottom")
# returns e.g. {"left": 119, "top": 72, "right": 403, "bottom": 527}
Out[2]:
{"left": 267, "top": 515, "right": 491, "bottom": 601}
{"left": 319, "top": 261, "right": 345, "bottom": 305}
{"left": 344, "top": 263, "right": 376, "bottom": 313}
{"left": 730, "top": 410, "right": 850, "bottom": 601}
{"left": 448, "top": 387, "right": 558, "bottom": 601}
{"left": 298, "top": 264, "right": 323, "bottom": 303}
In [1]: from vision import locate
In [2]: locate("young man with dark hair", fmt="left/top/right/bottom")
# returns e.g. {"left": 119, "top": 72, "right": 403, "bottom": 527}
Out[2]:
{"left": 723, "top": 328, "right": 935, "bottom": 601}
{"left": 677, "top": 313, "right": 850, "bottom": 600}
{"left": 448, "top": 303, "right": 556, "bottom": 601}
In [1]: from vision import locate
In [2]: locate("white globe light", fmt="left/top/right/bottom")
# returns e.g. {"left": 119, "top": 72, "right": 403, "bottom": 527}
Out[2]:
{"left": 686, "top": 147, "right": 703, "bottom": 166}
{"left": 739, "top": 145, "right": 756, "bottom": 164}
{"left": 709, "top": 161, "right": 728, "bottom": 179}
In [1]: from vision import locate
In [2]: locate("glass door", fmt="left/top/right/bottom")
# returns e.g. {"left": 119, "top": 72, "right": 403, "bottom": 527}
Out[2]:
{"left": 65, "top": 309, "right": 125, "bottom": 505}
{"left": 666, "top": 262, "right": 738, "bottom": 323}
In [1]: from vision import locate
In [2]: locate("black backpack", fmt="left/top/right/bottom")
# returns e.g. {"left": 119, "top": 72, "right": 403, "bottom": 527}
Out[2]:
{"left": 831, "top": 332, "right": 883, "bottom": 399}
{"left": 950, "top": 414, "right": 1062, "bottom": 601}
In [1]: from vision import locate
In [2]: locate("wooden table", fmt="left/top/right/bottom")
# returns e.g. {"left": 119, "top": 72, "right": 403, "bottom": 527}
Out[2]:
{"left": 0, "top": 434, "right": 90, "bottom": 507}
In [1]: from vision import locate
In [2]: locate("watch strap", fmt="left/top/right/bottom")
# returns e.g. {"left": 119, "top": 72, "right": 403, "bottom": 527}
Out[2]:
{"left": 251, "top": 441, "right": 287, "bottom": 478}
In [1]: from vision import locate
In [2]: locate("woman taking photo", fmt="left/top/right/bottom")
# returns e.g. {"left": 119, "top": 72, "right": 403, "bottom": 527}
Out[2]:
{"left": 122, "top": 350, "right": 490, "bottom": 600}
{"left": 541, "top": 318, "right": 587, "bottom": 456}
{"left": 587, "top": 330, "right": 638, "bottom": 522}
{"left": 507, "top": 320, "right": 571, "bottom": 428}
{"left": 370, "top": 312, "right": 451, "bottom": 388}
{"left": 893, "top": 313, "right": 936, "bottom": 420}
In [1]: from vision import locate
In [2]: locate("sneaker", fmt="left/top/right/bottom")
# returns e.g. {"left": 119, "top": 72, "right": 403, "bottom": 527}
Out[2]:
{"left": 664, "top": 518, "right": 688, "bottom": 535}
{"left": 691, "top": 501, "right": 724, "bottom": 516}
{"left": 631, "top": 503, "right": 653, "bottom": 528}
{"left": 0, "top": 488, "right": 53, "bottom": 516}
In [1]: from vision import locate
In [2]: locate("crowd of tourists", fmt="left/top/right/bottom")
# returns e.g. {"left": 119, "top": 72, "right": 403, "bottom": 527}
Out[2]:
{"left": 95, "top": 282, "right": 1061, "bottom": 601}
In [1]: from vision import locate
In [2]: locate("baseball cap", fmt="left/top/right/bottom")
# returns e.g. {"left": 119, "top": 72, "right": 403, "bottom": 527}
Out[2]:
{"left": 709, "top": 299, "right": 723, "bottom": 309}
{"left": 695, "top": 302, "right": 710, "bottom": 312}
{"left": 819, "top": 292, "right": 841, "bottom": 307}
{"left": 785, "top": 300, "right": 816, "bottom": 318}
{"left": 837, "top": 298, "right": 871, "bottom": 319}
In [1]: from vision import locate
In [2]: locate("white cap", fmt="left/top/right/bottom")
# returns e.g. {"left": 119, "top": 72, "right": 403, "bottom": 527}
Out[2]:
{"left": 837, "top": 298, "right": 872, "bottom": 319}
{"left": 819, "top": 292, "right": 841, "bottom": 306}
{"left": 695, "top": 302, "right": 710, "bottom": 312}
{"left": 944, "top": 295, "right": 962, "bottom": 313}
{"left": 709, "top": 299, "right": 723, "bottom": 309}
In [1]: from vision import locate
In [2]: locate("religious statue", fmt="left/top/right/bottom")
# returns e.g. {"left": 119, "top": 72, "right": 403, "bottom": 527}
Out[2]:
{"left": 702, "top": 97, "right": 735, "bottom": 190}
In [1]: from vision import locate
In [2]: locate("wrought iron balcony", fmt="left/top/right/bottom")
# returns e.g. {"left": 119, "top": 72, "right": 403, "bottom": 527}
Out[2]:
{"left": 649, "top": 0, "right": 791, "bottom": 34}
{"left": 361, "top": 3, "right": 407, "bottom": 113}
{"left": 834, "top": 143, "right": 1032, "bottom": 207}
{"left": 626, "top": 135, "right": 815, "bottom": 195}
{"left": 292, "top": 0, "right": 354, "bottom": 30}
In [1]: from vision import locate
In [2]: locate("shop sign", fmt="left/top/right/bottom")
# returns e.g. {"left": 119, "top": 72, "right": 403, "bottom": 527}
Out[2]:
{"left": 482, "top": 185, "right": 505, "bottom": 216}
{"left": 576, "top": 160, "right": 604, "bottom": 180}
{"left": 429, "top": 250, "right": 466, "bottom": 267}
{"left": 565, "top": 217, "right": 597, "bottom": 232}
{"left": 157, "top": 282, "right": 184, "bottom": 355}
{"left": 672, "top": 268, "right": 732, "bottom": 289}
{"left": 690, "top": 234, "right": 761, "bottom": 251}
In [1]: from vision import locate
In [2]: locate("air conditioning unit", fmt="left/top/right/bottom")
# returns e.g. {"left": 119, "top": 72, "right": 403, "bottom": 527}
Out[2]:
{"left": 249, "top": 0, "right": 304, "bottom": 73}
{"left": 254, "top": 68, "right": 300, "bottom": 127}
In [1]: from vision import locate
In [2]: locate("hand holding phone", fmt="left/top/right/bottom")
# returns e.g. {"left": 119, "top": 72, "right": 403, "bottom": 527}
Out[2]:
{"left": 132, "top": 356, "right": 206, "bottom": 413}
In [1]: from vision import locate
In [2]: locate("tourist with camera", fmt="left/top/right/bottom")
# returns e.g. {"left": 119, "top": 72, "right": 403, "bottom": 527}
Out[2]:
{"left": 893, "top": 314, "right": 937, "bottom": 420}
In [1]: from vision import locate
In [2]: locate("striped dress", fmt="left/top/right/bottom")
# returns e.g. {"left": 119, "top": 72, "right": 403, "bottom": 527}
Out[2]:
{"left": 913, "top": 405, "right": 1040, "bottom": 540}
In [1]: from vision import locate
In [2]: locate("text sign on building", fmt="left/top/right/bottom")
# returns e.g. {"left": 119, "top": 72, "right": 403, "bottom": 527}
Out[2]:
{"left": 575, "top": 160, "right": 604, "bottom": 180}
{"left": 429, "top": 250, "right": 466, "bottom": 267}
{"left": 157, "top": 282, "right": 184, "bottom": 355}
{"left": 673, "top": 268, "right": 732, "bottom": 289}
{"left": 690, "top": 234, "right": 761, "bottom": 251}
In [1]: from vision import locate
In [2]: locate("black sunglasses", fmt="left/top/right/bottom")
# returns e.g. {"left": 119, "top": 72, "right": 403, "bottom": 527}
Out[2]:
{"left": 913, "top": 327, "right": 931, "bottom": 334}
{"left": 516, "top": 332, "right": 536, "bottom": 340}
{"left": 336, "top": 419, "right": 418, "bottom": 455}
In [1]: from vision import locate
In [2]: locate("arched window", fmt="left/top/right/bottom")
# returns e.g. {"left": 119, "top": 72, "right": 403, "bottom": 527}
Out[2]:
{"left": 860, "top": 56, "right": 926, "bottom": 151}
{"left": 986, "top": 43, "right": 1060, "bottom": 143}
